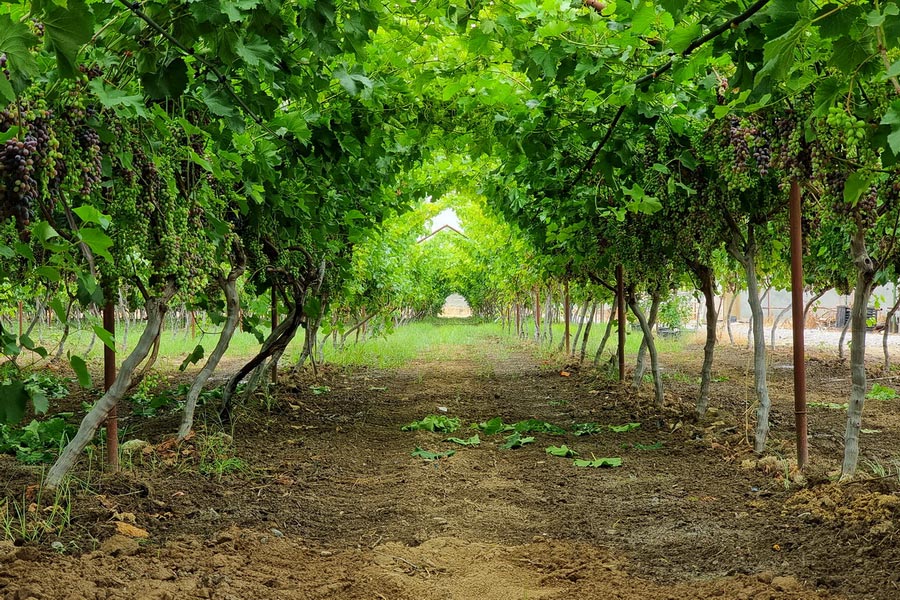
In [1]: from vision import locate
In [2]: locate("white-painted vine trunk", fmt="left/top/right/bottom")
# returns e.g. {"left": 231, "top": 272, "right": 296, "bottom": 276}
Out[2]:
{"left": 628, "top": 295, "right": 663, "bottom": 406}
{"left": 178, "top": 275, "right": 241, "bottom": 441}
{"left": 842, "top": 231, "right": 876, "bottom": 479}
{"left": 46, "top": 286, "right": 174, "bottom": 488}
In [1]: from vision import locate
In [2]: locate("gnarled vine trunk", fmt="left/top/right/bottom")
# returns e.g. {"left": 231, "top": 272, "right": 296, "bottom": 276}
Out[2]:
{"left": 593, "top": 297, "right": 617, "bottom": 367}
{"left": 46, "top": 284, "right": 176, "bottom": 488}
{"left": 579, "top": 302, "right": 598, "bottom": 362}
{"left": 632, "top": 293, "right": 660, "bottom": 389}
{"left": 627, "top": 289, "right": 663, "bottom": 406}
{"left": 178, "top": 249, "right": 246, "bottom": 440}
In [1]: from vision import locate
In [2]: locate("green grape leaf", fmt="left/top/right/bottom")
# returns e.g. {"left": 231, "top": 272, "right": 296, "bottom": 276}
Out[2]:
{"left": 78, "top": 228, "right": 114, "bottom": 263}
{"left": 0, "top": 381, "right": 27, "bottom": 424}
{"left": 34, "top": 266, "right": 61, "bottom": 282}
{"left": 546, "top": 444, "right": 578, "bottom": 457}
{"left": 573, "top": 457, "right": 623, "bottom": 468}
{"left": 444, "top": 434, "right": 481, "bottom": 446}
{"left": 844, "top": 171, "right": 873, "bottom": 205}
{"left": 179, "top": 345, "right": 205, "bottom": 372}
{"left": 72, "top": 205, "right": 111, "bottom": 229}
{"left": 608, "top": 422, "right": 641, "bottom": 433}
{"left": 140, "top": 57, "right": 188, "bottom": 99}
{"left": 30, "top": 389, "right": 49, "bottom": 415}
{"left": 41, "top": 0, "right": 94, "bottom": 79}
{"left": 411, "top": 447, "right": 455, "bottom": 461}
{"left": 500, "top": 432, "right": 535, "bottom": 450}
{"left": 0, "top": 15, "right": 39, "bottom": 90}
{"left": 92, "top": 325, "right": 115, "bottom": 353}
{"left": 69, "top": 355, "right": 91, "bottom": 388}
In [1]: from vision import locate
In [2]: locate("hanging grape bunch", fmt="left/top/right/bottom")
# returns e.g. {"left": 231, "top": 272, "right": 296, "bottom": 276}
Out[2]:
{"left": 0, "top": 103, "right": 59, "bottom": 233}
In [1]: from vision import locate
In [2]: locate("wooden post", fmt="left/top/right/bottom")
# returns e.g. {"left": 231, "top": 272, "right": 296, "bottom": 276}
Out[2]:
{"left": 190, "top": 311, "right": 196, "bottom": 339}
{"left": 535, "top": 288, "right": 541, "bottom": 338}
{"left": 103, "top": 302, "right": 118, "bottom": 472}
{"left": 790, "top": 180, "right": 808, "bottom": 469}
{"left": 616, "top": 265, "right": 626, "bottom": 382}
{"left": 18, "top": 300, "right": 23, "bottom": 338}
{"left": 564, "top": 280, "right": 571, "bottom": 355}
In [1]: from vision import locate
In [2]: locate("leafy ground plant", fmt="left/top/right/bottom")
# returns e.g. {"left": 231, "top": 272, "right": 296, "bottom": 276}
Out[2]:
{"left": 867, "top": 383, "right": 898, "bottom": 401}
{"left": 513, "top": 419, "right": 566, "bottom": 435}
{"left": 571, "top": 423, "right": 603, "bottom": 436}
{"left": 444, "top": 434, "right": 480, "bottom": 446}
{"left": 401, "top": 415, "right": 461, "bottom": 433}
{"left": 573, "top": 456, "right": 623, "bottom": 468}
{"left": 500, "top": 432, "right": 534, "bottom": 450}
{"left": 546, "top": 445, "right": 577, "bottom": 457}
{"left": 411, "top": 447, "right": 455, "bottom": 461}
{"left": 0, "top": 417, "right": 75, "bottom": 464}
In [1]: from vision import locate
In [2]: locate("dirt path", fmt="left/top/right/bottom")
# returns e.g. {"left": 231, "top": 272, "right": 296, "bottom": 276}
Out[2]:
{"left": 3, "top": 332, "right": 897, "bottom": 599}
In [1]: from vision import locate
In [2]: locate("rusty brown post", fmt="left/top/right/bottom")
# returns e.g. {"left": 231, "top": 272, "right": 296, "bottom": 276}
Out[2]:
{"left": 616, "top": 265, "right": 626, "bottom": 381}
{"left": 790, "top": 180, "right": 808, "bottom": 469}
{"left": 104, "top": 301, "right": 118, "bottom": 471}
{"left": 564, "top": 279, "right": 571, "bottom": 355}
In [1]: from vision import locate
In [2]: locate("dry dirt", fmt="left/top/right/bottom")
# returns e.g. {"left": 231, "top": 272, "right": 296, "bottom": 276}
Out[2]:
{"left": 3, "top": 329, "right": 900, "bottom": 599}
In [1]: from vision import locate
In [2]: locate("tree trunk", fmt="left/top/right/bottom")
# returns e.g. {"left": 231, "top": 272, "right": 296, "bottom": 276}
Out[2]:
{"left": 842, "top": 230, "right": 876, "bottom": 479}
{"left": 219, "top": 286, "right": 305, "bottom": 424}
{"left": 178, "top": 269, "right": 244, "bottom": 441}
{"left": 571, "top": 305, "right": 586, "bottom": 356}
{"left": 46, "top": 285, "right": 175, "bottom": 488}
{"left": 632, "top": 293, "right": 660, "bottom": 389}
{"left": 883, "top": 294, "right": 900, "bottom": 373}
{"left": 725, "top": 288, "right": 737, "bottom": 345}
{"left": 579, "top": 302, "right": 598, "bottom": 363}
{"left": 803, "top": 288, "right": 828, "bottom": 324}
{"left": 593, "top": 296, "right": 617, "bottom": 367}
{"left": 838, "top": 317, "right": 851, "bottom": 360}
{"left": 770, "top": 303, "right": 792, "bottom": 350}
{"left": 695, "top": 264, "right": 718, "bottom": 418}
{"left": 727, "top": 225, "right": 771, "bottom": 454}
{"left": 627, "top": 292, "right": 664, "bottom": 406}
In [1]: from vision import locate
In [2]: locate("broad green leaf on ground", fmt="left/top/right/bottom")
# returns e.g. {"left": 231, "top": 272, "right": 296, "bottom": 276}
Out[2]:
{"left": 608, "top": 423, "right": 641, "bottom": 433}
{"left": 411, "top": 447, "right": 455, "bottom": 461}
{"left": 573, "top": 456, "right": 623, "bottom": 468}
{"left": 402, "top": 415, "right": 461, "bottom": 433}
{"left": 445, "top": 434, "right": 480, "bottom": 446}
{"left": 500, "top": 432, "right": 535, "bottom": 450}
{"left": 473, "top": 416, "right": 515, "bottom": 435}
{"left": 513, "top": 419, "right": 566, "bottom": 435}
{"left": 546, "top": 444, "right": 577, "bottom": 457}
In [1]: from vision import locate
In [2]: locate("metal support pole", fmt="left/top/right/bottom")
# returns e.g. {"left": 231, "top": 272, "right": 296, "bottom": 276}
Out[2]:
{"left": 104, "top": 301, "right": 118, "bottom": 471}
{"left": 564, "top": 280, "right": 571, "bottom": 355}
{"left": 790, "top": 180, "right": 808, "bottom": 469}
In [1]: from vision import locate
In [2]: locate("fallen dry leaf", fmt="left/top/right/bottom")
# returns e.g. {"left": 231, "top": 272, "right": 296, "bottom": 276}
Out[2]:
{"left": 560, "top": 371, "right": 571, "bottom": 377}
{"left": 115, "top": 521, "right": 150, "bottom": 538}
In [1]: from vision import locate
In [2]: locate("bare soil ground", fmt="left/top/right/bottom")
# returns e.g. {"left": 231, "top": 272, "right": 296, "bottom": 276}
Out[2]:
{"left": 3, "top": 330, "right": 900, "bottom": 599}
